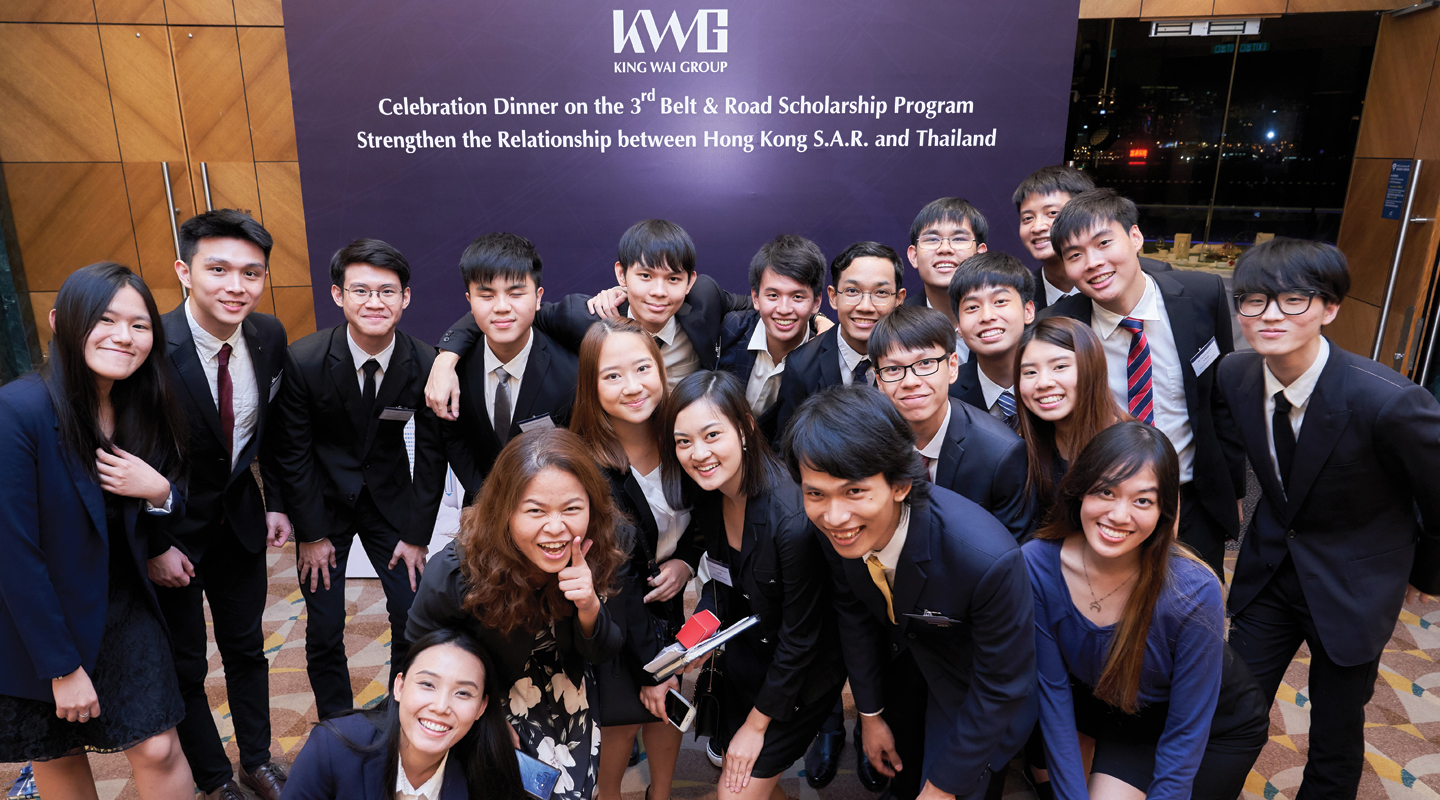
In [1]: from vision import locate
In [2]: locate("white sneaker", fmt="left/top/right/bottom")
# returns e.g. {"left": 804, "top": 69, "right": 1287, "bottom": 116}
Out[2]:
{"left": 706, "top": 740, "right": 724, "bottom": 768}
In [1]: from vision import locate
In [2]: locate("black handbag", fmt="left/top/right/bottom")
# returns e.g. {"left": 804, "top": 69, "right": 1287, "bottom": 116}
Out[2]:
{"left": 691, "top": 576, "right": 724, "bottom": 741}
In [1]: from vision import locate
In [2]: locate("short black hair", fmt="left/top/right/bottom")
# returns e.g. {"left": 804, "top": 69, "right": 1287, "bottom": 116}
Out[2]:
{"left": 781, "top": 383, "right": 929, "bottom": 508}
{"left": 868, "top": 304, "right": 956, "bottom": 361}
{"left": 748, "top": 234, "right": 825, "bottom": 296}
{"left": 329, "top": 238, "right": 411, "bottom": 289}
{"left": 831, "top": 241, "right": 904, "bottom": 287}
{"left": 909, "top": 197, "right": 989, "bottom": 246}
{"left": 618, "top": 219, "right": 696, "bottom": 275}
{"left": 1232, "top": 237, "right": 1350, "bottom": 305}
{"left": 947, "top": 251, "right": 1036, "bottom": 313}
{"left": 1011, "top": 165, "right": 1096, "bottom": 210}
{"left": 178, "top": 209, "right": 272, "bottom": 267}
{"left": 1050, "top": 188, "right": 1139, "bottom": 254}
{"left": 459, "top": 232, "right": 543, "bottom": 290}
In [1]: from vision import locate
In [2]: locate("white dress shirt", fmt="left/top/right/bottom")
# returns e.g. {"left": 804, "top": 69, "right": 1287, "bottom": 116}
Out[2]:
{"left": 864, "top": 505, "right": 911, "bottom": 588}
{"left": 628, "top": 308, "right": 698, "bottom": 387}
{"left": 396, "top": 751, "right": 447, "bottom": 800}
{"left": 976, "top": 363, "right": 1012, "bottom": 421}
{"left": 184, "top": 299, "right": 258, "bottom": 468}
{"left": 346, "top": 326, "right": 396, "bottom": 391}
{"left": 837, "top": 331, "right": 869, "bottom": 386}
{"left": 632, "top": 464, "right": 693, "bottom": 566}
{"left": 744, "top": 319, "right": 810, "bottom": 415}
{"left": 1090, "top": 274, "right": 1196, "bottom": 482}
{"left": 1262, "top": 337, "right": 1330, "bottom": 489}
{"left": 915, "top": 402, "right": 952, "bottom": 482}
{"left": 483, "top": 331, "right": 534, "bottom": 427}
{"left": 924, "top": 295, "right": 970, "bottom": 363}
{"left": 1042, "top": 271, "right": 1079, "bottom": 308}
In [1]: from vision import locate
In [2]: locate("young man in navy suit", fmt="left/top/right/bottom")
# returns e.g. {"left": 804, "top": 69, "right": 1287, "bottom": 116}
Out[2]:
{"left": 1216, "top": 238, "right": 1440, "bottom": 800}
{"left": 903, "top": 198, "right": 989, "bottom": 362}
{"left": 270, "top": 238, "right": 446, "bottom": 721}
{"left": 1044, "top": 188, "right": 1240, "bottom": 575}
{"left": 785, "top": 385, "right": 1034, "bottom": 800}
{"left": 947, "top": 252, "right": 1036, "bottom": 423}
{"left": 150, "top": 210, "right": 291, "bottom": 800}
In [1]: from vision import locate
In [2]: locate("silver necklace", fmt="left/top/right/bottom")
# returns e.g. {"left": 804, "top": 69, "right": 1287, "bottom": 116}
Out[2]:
{"left": 1081, "top": 544, "right": 1137, "bottom": 613}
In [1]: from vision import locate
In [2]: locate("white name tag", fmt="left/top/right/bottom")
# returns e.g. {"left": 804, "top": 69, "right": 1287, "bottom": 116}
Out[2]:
{"left": 518, "top": 414, "right": 556, "bottom": 432}
{"left": 704, "top": 554, "right": 733, "bottom": 587}
{"left": 379, "top": 406, "right": 415, "bottom": 422}
{"left": 269, "top": 372, "right": 282, "bottom": 401}
{"left": 1190, "top": 337, "right": 1219, "bottom": 376}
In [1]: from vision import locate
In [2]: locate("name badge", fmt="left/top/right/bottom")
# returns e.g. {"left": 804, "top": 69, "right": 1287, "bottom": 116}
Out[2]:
{"left": 902, "top": 610, "right": 959, "bottom": 627}
{"left": 704, "top": 554, "right": 733, "bottom": 587}
{"left": 269, "top": 371, "right": 283, "bottom": 401}
{"left": 518, "top": 414, "right": 556, "bottom": 432}
{"left": 379, "top": 406, "right": 415, "bottom": 422}
{"left": 1190, "top": 337, "right": 1219, "bottom": 376}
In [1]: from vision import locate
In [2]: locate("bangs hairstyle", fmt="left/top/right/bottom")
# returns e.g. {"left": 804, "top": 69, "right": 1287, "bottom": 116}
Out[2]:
{"left": 749, "top": 234, "right": 825, "bottom": 296}
{"left": 329, "top": 238, "right": 411, "bottom": 290}
{"left": 1034, "top": 422, "right": 1211, "bottom": 713}
{"left": 659, "top": 371, "right": 784, "bottom": 509}
{"left": 831, "top": 241, "right": 904, "bottom": 287}
{"left": 618, "top": 219, "right": 696, "bottom": 275}
{"left": 178, "top": 208, "right": 272, "bottom": 267}
{"left": 1011, "top": 165, "right": 1096, "bottom": 210}
{"left": 571, "top": 317, "right": 668, "bottom": 471}
{"left": 868, "top": 304, "right": 957, "bottom": 362}
{"left": 460, "top": 232, "right": 543, "bottom": 290}
{"left": 947, "top": 251, "right": 1037, "bottom": 313}
{"left": 320, "top": 628, "right": 526, "bottom": 800}
{"left": 781, "top": 383, "right": 929, "bottom": 509}
{"left": 909, "top": 197, "right": 989, "bottom": 245}
{"left": 43, "top": 262, "right": 187, "bottom": 483}
{"left": 457, "top": 428, "right": 625, "bottom": 636}
{"left": 1232, "top": 237, "right": 1350, "bottom": 305}
{"left": 1015, "top": 317, "right": 1130, "bottom": 521}
{"left": 1049, "top": 188, "right": 1139, "bottom": 256}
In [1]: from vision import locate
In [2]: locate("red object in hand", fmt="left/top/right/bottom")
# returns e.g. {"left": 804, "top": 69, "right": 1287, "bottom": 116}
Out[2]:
{"left": 676, "top": 610, "right": 721, "bottom": 649}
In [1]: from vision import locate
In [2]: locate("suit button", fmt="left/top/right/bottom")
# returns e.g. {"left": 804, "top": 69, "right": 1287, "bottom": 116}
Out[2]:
{"left": 1287, "top": 530, "right": 1296, "bottom": 538}
{"left": 218, "top": 457, "right": 227, "bottom": 465}
{"left": 363, "top": 463, "right": 370, "bottom": 470}
{"left": 1266, "top": 562, "right": 1274, "bottom": 569}
{"left": 892, "top": 643, "right": 899, "bottom": 652}
{"left": 348, "top": 493, "right": 356, "bottom": 501}
{"left": 908, "top": 633, "right": 917, "bottom": 640}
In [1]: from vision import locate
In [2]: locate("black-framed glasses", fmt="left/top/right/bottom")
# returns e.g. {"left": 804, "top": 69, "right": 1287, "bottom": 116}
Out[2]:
{"left": 345, "top": 286, "right": 402, "bottom": 304}
{"left": 877, "top": 357, "right": 943, "bottom": 382}
{"left": 916, "top": 234, "right": 976, "bottom": 250}
{"left": 1234, "top": 290, "right": 1318, "bottom": 317}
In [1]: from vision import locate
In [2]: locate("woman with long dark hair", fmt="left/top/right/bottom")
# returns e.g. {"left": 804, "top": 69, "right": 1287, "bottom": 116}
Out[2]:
{"left": 406, "top": 427, "right": 628, "bottom": 800}
{"left": 1023, "top": 423, "right": 1267, "bottom": 800}
{"left": 0, "top": 263, "right": 191, "bottom": 798}
{"left": 282, "top": 628, "right": 525, "bottom": 799}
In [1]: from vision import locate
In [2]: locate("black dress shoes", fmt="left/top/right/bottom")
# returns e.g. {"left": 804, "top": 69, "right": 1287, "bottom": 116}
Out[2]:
{"left": 803, "top": 727, "right": 845, "bottom": 788}
{"left": 854, "top": 726, "right": 889, "bottom": 793}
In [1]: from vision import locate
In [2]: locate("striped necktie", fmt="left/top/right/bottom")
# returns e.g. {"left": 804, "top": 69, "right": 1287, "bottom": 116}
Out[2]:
{"left": 1117, "top": 318, "right": 1155, "bottom": 424}
{"left": 996, "top": 388, "right": 1018, "bottom": 430}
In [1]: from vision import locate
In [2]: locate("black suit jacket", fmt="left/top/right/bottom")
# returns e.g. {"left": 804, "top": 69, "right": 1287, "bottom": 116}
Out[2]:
{"left": 160, "top": 305, "right": 287, "bottom": 559}
{"left": 934, "top": 401, "right": 1035, "bottom": 540}
{"left": 823, "top": 486, "right": 1035, "bottom": 794}
{"left": 270, "top": 325, "right": 445, "bottom": 545}
{"left": 763, "top": 326, "right": 847, "bottom": 439}
{"left": 715, "top": 309, "right": 824, "bottom": 385}
{"left": 950, "top": 359, "right": 987, "bottom": 410}
{"left": 1216, "top": 344, "right": 1440, "bottom": 666}
{"left": 1041, "top": 268, "right": 1243, "bottom": 538}
{"left": 442, "top": 329, "right": 578, "bottom": 497}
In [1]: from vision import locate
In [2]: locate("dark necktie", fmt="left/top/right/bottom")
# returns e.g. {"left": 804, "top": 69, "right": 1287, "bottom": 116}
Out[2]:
{"left": 361, "top": 359, "right": 380, "bottom": 419}
{"left": 997, "top": 388, "right": 1019, "bottom": 430}
{"left": 852, "top": 358, "right": 872, "bottom": 386}
{"left": 217, "top": 343, "right": 234, "bottom": 460}
{"left": 1273, "top": 391, "right": 1296, "bottom": 491}
{"left": 493, "top": 366, "right": 512, "bottom": 445}
{"left": 921, "top": 454, "right": 936, "bottom": 482}
{"left": 1118, "top": 318, "right": 1155, "bottom": 425}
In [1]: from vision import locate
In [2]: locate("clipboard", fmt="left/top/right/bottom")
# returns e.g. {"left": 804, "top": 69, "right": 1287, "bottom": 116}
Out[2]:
{"left": 651, "top": 615, "right": 761, "bottom": 681}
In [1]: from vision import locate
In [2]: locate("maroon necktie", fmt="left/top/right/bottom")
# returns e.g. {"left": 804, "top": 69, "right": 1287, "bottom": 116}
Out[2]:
{"left": 218, "top": 343, "right": 234, "bottom": 460}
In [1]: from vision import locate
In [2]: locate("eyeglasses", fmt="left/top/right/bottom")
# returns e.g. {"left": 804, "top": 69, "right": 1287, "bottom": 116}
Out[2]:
{"left": 1234, "top": 290, "right": 1318, "bottom": 317}
{"left": 916, "top": 234, "right": 976, "bottom": 250}
{"left": 877, "top": 357, "right": 943, "bottom": 382}
{"left": 345, "top": 286, "right": 402, "bottom": 304}
{"left": 837, "top": 287, "right": 897, "bottom": 306}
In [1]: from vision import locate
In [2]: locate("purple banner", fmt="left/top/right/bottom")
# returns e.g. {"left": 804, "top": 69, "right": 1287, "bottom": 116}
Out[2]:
{"left": 284, "top": 0, "right": 1080, "bottom": 342}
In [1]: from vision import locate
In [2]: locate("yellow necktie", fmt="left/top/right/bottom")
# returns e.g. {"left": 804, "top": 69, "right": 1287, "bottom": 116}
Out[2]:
{"left": 866, "top": 555, "right": 895, "bottom": 624}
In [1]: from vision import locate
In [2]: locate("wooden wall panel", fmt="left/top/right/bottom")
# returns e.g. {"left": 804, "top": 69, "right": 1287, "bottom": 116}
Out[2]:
{"left": 272, "top": 286, "right": 315, "bottom": 340}
{"left": 94, "top": 0, "right": 166, "bottom": 24}
{"left": 0, "top": 1, "right": 95, "bottom": 22}
{"left": 123, "top": 161, "right": 195, "bottom": 291}
{"left": 253, "top": 285, "right": 276, "bottom": 317}
{"left": 192, "top": 160, "right": 260, "bottom": 219}
{"left": 100, "top": 26, "right": 186, "bottom": 162}
{"left": 1355, "top": 11, "right": 1440, "bottom": 159}
{"left": 1080, "top": 0, "right": 1142, "bottom": 14}
{"left": 254, "top": 162, "right": 310, "bottom": 288}
{"left": 235, "top": 0, "right": 283, "bottom": 26}
{"left": 238, "top": 28, "right": 298, "bottom": 161}
{"left": 1327, "top": 299, "right": 1380, "bottom": 357}
{"left": 171, "top": 26, "right": 254, "bottom": 163}
{"left": 0, "top": 24, "right": 120, "bottom": 162}
{"left": 163, "top": 0, "right": 235, "bottom": 25}
{"left": 1419, "top": 34, "right": 1440, "bottom": 161}
{"left": 2, "top": 163, "right": 140, "bottom": 291}
{"left": 1336, "top": 158, "right": 1403, "bottom": 306}
{"left": 1288, "top": 0, "right": 1409, "bottom": 9}
{"left": 1214, "top": 0, "right": 1285, "bottom": 12}
{"left": 1140, "top": 0, "right": 1213, "bottom": 15}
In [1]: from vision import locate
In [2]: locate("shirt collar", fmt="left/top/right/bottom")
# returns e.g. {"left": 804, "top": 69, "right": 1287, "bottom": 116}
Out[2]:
{"left": 184, "top": 298, "right": 245, "bottom": 360}
{"left": 397, "top": 751, "right": 447, "bottom": 800}
{"left": 836, "top": 329, "right": 867, "bottom": 372}
{"left": 484, "top": 328, "right": 535, "bottom": 378}
{"left": 867, "top": 505, "right": 911, "bottom": 572}
{"left": 346, "top": 325, "right": 396, "bottom": 373}
{"left": 1091, "top": 273, "right": 1161, "bottom": 339}
{"left": 1263, "top": 337, "right": 1330, "bottom": 410}
{"left": 627, "top": 306, "right": 679, "bottom": 345}
{"left": 1041, "top": 271, "right": 1078, "bottom": 306}
{"left": 916, "top": 401, "right": 951, "bottom": 458}
{"left": 976, "top": 364, "right": 1010, "bottom": 409}
{"left": 747, "top": 315, "right": 811, "bottom": 356}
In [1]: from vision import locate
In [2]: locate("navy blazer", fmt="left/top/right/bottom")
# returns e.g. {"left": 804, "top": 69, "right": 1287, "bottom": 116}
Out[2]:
{"left": 950, "top": 359, "right": 987, "bottom": 409}
{"left": 0, "top": 374, "right": 184, "bottom": 702}
{"left": 763, "top": 326, "right": 846, "bottom": 440}
{"left": 823, "top": 486, "right": 1036, "bottom": 794}
{"left": 282, "top": 714, "right": 468, "bottom": 800}
{"left": 1216, "top": 344, "right": 1440, "bottom": 666}
{"left": 933, "top": 400, "right": 1035, "bottom": 540}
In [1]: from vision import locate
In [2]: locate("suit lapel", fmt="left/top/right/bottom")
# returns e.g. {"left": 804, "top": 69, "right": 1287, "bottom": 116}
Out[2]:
{"left": 439, "top": 753, "right": 469, "bottom": 800}
{"left": 328, "top": 327, "right": 370, "bottom": 443}
{"left": 1153, "top": 273, "right": 1204, "bottom": 416}
{"left": 511, "top": 332, "right": 551, "bottom": 427}
{"left": 623, "top": 472, "right": 661, "bottom": 555}
{"left": 738, "top": 492, "right": 768, "bottom": 575}
{"left": 842, "top": 555, "right": 893, "bottom": 626}
{"left": 1233, "top": 357, "right": 1286, "bottom": 503}
{"left": 934, "top": 403, "right": 965, "bottom": 489}
{"left": 1282, "top": 354, "right": 1352, "bottom": 521}
{"left": 818, "top": 328, "right": 843, "bottom": 387}
{"left": 166, "top": 308, "right": 226, "bottom": 447}
{"left": 891, "top": 504, "right": 931, "bottom": 629}
{"left": 364, "top": 335, "right": 411, "bottom": 453}
{"left": 61, "top": 442, "right": 107, "bottom": 538}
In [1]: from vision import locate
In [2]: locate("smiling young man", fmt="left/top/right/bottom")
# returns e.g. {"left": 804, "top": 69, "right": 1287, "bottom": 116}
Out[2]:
{"left": 1214, "top": 238, "right": 1440, "bottom": 800}
{"left": 153, "top": 209, "right": 291, "bottom": 800}
{"left": 1043, "top": 188, "right": 1240, "bottom": 577}
{"left": 946, "top": 252, "right": 1036, "bottom": 423}
{"left": 269, "top": 238, "right": 446, "bottom": 722}
{"left": 869, "top": 305, "right": 1033, "bottom": 540}
{"left": 783, "top": 384, "right": 1034, "bottom": 800}
{"left": 904, "top": 198, "right": 988, "bottom": 362}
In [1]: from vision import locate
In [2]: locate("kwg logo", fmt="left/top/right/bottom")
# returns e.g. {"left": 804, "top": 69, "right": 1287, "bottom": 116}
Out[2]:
{"left": 613, "top": 9, "right": 728, "bottom": 53}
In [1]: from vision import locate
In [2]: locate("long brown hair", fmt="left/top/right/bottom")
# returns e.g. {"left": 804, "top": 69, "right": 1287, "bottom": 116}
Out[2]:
{"left": 1034, "top": 422, "right": 1212, "bottom": 713}
{"left": 1015, "top": 316, "right": 1130, "bottom": 523}
{"left": 570, "top": 317, "right": 668, "bottom": 470}
{"left": 457, "top": 428, "right": 626, "bottom": 636}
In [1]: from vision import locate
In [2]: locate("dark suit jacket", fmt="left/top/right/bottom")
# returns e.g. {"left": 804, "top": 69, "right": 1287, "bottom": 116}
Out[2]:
{"left": 0, "top": 375, "right": 184, "bottom": 701}
{"left": 442, "top": 329, "right": 578, "bottom": 497}
{"left": 282, "top": 714, "right": 469, "bottom": 800}
{"left": 159, "top": 305, "right": 287, "bottom": 559}
{"left": 270, "top": 325, "right": 445, "bottom": 545}
{"left": 934, "top": 401, "right": 1035, "bottom": 540}
{"left": 1216, "top": 344, "right": 1440, "bottom": 666}
{"left": 763, "top": 326, "right": 846, "bottom": 440}
{"left": 691, "top": 478, "right": 846, "bottom": 720}
{"left": 1041, "top": 268, "right": 1243, "bottom": 539}
{"left": 823, "top": 486, "right": 1036, "bottom": 794}
{"left": 1031, "top": 257, "right": 1169, "bottom": 314}
{"left": 715, "top": 309, "right": 822, "bottom": 386}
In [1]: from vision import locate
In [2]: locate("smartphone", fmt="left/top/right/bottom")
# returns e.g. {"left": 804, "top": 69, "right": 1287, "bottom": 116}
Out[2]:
{"left": 516, "top": 749, "right": 561, "bottom": 800}
{"left": 665, "top": 687, "right": 696, "bottom": 732}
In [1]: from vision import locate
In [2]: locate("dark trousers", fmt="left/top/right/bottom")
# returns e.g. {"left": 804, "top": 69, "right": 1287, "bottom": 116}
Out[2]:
{"left": 1179, "top": 482, "right": 1228, "bottom": 578}
{"left": 881, "top": 649, "right": 930, "bottom": 800}
{"left": 1228, "top": 556, "right": 1381, "bottom": 800}
{"left": 154, "top": 525, "right": 272, "bottom": 793}
{"left": 301, "top": 489, "right": 419, "bottom": 720}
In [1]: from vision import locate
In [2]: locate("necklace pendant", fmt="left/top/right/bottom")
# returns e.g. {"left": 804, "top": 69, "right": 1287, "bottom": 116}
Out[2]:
{"left": 1089, "top": 600, "right": 1103, "bottom": 613}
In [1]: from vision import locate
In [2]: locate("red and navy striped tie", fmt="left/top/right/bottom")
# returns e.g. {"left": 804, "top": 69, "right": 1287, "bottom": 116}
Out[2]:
{"left": 1118, "top": 318, "right": 1155, "bottom": 424}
